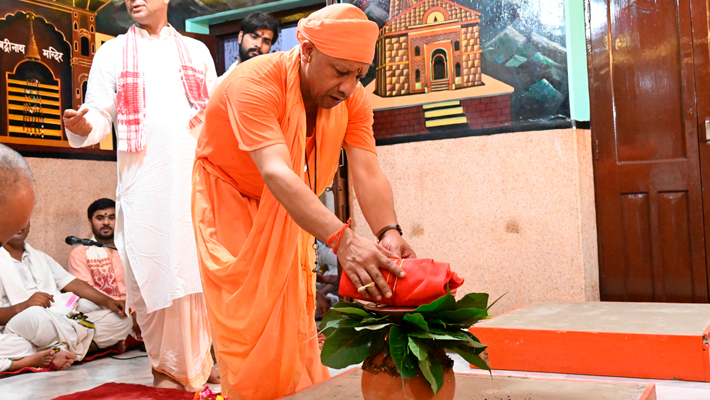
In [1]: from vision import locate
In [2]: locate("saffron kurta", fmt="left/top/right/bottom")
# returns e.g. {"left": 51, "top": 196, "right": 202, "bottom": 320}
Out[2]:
{"left": 66, "top": 25, "right": 216, "bottom": 390}
{"left": 192, "top": 47, "right": 377, "bottom": 399}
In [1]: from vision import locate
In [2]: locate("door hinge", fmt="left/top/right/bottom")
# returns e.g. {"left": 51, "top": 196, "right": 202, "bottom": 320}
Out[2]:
{"left": 593, "top": 139, "right": 599, "bottom": 162}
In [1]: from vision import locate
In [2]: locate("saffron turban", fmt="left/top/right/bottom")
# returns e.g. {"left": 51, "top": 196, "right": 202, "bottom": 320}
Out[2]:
{"left": 296, "top": 4, "right": 379, "bottom": 65}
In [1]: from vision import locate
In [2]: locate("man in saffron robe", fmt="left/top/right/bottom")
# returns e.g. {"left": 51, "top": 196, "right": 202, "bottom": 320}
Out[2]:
{"left": 192, "top": 4, "right": 416, "bottom": 399}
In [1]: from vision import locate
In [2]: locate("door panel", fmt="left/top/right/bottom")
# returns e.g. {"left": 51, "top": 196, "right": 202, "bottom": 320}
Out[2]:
{"left": 587, "top": 0, "right": 709, "bottom": 302}
{"left": 658, "top": 192, "right": 694, "bottom": 302}
{"left": 619, "top": 193, "right": 653, "bottom": 301}
{"left": 611, "top": 0, "right": 687, "bottom": 162}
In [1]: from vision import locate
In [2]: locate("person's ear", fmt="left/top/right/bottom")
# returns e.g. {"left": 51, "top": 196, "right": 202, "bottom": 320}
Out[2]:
{"left": 300, "top": 41, "right": 314, "bottom": 63}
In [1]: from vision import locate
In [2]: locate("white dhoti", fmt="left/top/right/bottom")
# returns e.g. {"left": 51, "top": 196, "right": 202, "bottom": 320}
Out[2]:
{"left": 0, "top": 333, "right": 35, "bottom": 372}
{"left": 76, "top": 299, "right": 134, "bottom": 349}
{"left": 4, "top": 304, "right": 132, "bottom": 360}
{"left": 4, "top": 306, "right": 94, "bottom": 360}
{"left": 125, "top": 256, "right": 213, "bottom": 391}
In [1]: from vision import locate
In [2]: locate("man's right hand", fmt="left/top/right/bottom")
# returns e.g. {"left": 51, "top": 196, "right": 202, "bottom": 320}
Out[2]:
{"left": 21, "top": 292, "right": 54, "bottom": 310}
{"left": 63, "top": 108, "right": 92, "bottom": 136}
{"left": 337, "top": 229, "right": 405, "bottom": 302}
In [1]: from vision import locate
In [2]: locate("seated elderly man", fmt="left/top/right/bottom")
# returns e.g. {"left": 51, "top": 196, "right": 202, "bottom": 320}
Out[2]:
{"left": 0, "top": 144, "right": 78, "bottom": 372}
{"left": 0, "top": 221, "right": 132, "bottom": 363}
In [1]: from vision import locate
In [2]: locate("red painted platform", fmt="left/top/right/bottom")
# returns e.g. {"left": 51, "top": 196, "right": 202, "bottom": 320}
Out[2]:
{"left": 469, "top": 302, "right": 710, "bottom": 381}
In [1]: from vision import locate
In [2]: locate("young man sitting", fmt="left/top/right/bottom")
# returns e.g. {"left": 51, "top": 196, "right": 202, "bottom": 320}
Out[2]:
{"left": 0, "top": 222, "right": 132, "bottom": 362}
{"left": 67, "top": 199, "right": 140, "bottom": 339}
{"left": 68, "top": 199, "right": 125, "bottom": 302}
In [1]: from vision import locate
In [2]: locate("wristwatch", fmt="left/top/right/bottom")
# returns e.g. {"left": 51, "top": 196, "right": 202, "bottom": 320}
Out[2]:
{"left": 375, "top": 224, "right": 403, "bottom": 242}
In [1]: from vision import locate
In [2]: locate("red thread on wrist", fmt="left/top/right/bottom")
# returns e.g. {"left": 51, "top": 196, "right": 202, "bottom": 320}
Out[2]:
{"left": 327, "top": 218, "right": 352, "bottom": 255}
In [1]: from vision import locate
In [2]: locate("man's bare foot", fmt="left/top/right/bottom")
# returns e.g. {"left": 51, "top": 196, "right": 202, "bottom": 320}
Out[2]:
{"left": 208, "top": 366, "right": 220, "bottom": 384}
{"left": 52, "top": 350, "right": 78, "bottom": 371}
{"left": 8, "top": 350, "right": 54, "bottom": 371}
{"left": 152, "top": 368, "right": 184, "bottom": 390}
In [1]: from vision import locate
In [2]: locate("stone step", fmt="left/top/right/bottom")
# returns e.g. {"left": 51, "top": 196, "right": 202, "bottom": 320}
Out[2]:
{"left": 470, "top": 301, "right": 710, "bottom": 382}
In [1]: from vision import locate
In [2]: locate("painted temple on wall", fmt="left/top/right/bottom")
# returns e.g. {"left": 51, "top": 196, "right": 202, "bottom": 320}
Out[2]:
{"left": 367, "top": 0, "right": 514, "bottom": 140}
{"left": 375, "top": 0, "right": 483, "bottom": 97}
{"left": 0, "top": 0, "right": 114, "bottom": 154}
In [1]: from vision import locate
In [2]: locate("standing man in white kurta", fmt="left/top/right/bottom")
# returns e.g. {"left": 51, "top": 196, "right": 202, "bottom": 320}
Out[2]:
{"left": 62, "top": 0, "right": 216, "bottom": 390}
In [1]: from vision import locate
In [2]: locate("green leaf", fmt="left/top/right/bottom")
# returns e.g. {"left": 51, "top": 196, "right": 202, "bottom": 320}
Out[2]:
{"left": 403, "top": 313, "right": 429, "bottom": 331}
{"left": 428, "top": 319, "right": 447, "bottom": 329}
{"left": 361, "top": 316, "right": 390, "bottom": 324}
{"left": 437, "top": 339, "right": 487, "bottom": 355}
{"left": 332, "top": 307, "right": 372, "bottom": 319}
{"left": 430, "top": 328, "right": 487, "bottom": 348}
{"left": 408, "top": 337, "right": 444, "bottom": 394}
{"left": 389, "top": 326, "right": 417, "bottom": 378}
{"left": 319, "top": 308, "right": 346, "bottom": 330}
{"left": 320, "top": 328, "right": 375, "bottom": 369}
{"left": 435, "top": 308, "right": 488, "bottom": 326}
{"left": 407, "top": 336, "right": 428, "bottom": 361}
{"left": 319, "top": 309, "right": 352, "bottom": 336}
{"left": 456, "top": 293, "right": 489, "bottom": 310}
{"left": 453, "top": 345, "right": 491, "bottom": 372}
{"left": 414, "top": 291, "right": 456, "bottom": 315}
{"left": 355, "top": 323, "right": 393, "bottom": 331}
{"left": 408, "top": 331, "right": 464, "bottom": 341}
{"left": 486, "top": 293, "right": 507, "bottom": 311}
{"left": 463, "top": 330, "right": 484, "bottom": 344}
{"left": 368, "top": 329, "right": 388, "bottom": 357}
{"left": 426, "top": 353, "right": 445, "bottom": 394}
{"left": 332, "top": 302, "right": 365, "bottom": 310}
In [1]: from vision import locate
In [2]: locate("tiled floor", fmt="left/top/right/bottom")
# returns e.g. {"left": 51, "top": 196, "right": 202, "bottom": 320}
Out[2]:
{"left": 1, "top": 350, "right": 709, "bottom": 399}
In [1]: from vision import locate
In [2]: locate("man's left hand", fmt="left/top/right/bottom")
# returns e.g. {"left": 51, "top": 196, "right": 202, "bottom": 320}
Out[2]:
{"left": 105, "top": 299, "right": 126, "bottom": 318}
{"left": 378, "top": 230, "right": 417, "bottom": 259}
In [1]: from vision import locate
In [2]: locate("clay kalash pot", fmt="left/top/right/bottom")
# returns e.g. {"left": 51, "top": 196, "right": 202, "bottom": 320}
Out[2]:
{"left": 361, "top": 347, "right": 456, "bottom": 400}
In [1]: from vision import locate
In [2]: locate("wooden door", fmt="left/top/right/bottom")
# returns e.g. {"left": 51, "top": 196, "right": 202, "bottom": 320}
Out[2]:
{"left": 693, "top": 0, "right": 710, "bottom": 300}
{"left": 587, "top": 0, "right": 709, "bottom": 302}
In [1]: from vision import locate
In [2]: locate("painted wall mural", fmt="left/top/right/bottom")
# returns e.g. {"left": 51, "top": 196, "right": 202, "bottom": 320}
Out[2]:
{"left": 0, "top": 0, "right": 116, "bottom": 157}
{"left": 1, "top": 0, "right": 570, "bottom": 156}
{"left": 345, "top": 0, "right": 570, "bottom": 140}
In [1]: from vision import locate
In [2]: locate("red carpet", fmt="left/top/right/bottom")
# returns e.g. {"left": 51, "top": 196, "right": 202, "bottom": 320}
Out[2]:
{"left": 52, "top": 383, "right": 195, "bottom": 400}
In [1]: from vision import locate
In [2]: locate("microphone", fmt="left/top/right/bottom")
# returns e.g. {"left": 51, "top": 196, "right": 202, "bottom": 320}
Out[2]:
{"left": 65, "top": 236, "right": 117, "bottom": 250}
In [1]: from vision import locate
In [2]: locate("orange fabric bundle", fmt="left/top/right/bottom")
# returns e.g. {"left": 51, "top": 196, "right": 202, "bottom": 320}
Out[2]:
{"left": 339, "top": 258, "right": 465, "bottom": 306}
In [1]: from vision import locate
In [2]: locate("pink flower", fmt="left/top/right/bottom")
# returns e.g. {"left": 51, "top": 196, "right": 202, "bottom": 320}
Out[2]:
{"left": 198, "top": 386, "right": 216, "bottom": 399}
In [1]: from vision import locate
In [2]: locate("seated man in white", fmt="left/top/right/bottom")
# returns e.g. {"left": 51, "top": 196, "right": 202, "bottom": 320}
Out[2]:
{"left": 0, "top": 144, "right": 76, "bottom": 372}
{"left": 0, "top": 222, "right": 132, "bottom": 363}
{"left": 0, "top": 330, "right": 75, "bottom": 372}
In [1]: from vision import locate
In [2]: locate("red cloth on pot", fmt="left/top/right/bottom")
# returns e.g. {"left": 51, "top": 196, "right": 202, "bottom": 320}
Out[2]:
{"left": 339, "top": 258, "right": 464, "bottom": 306}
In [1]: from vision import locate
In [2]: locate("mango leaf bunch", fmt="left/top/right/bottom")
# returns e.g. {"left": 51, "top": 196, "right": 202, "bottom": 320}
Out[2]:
{"left": 319, "top": 291, "right": 498, "bottom": 394}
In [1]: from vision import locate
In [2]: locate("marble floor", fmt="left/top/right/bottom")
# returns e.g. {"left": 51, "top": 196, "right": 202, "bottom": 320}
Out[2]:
{"left": 1, "top": 350, "right": 709, "bottom": 399}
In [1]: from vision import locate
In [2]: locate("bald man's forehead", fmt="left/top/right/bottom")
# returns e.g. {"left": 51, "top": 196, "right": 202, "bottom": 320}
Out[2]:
{"left": 0, "top": 186, "right": 34, "bottom": 244}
